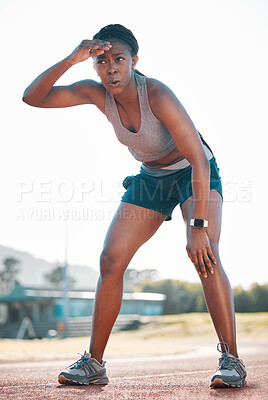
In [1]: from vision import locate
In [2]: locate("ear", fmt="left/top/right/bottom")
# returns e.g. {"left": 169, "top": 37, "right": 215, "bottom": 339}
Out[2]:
{"left": 132, "top": 55, "right": 139, "bottom": 70}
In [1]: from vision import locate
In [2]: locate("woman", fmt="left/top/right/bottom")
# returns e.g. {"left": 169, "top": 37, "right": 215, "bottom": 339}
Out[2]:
{"left": 23, "top": 24, "right": 246, "bottom": 388}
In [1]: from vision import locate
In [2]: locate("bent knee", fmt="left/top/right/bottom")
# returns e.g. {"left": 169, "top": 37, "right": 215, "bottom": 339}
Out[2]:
{"left": 210, "top": 241, "right": 219, "bottom": 254}
{"left": 99, "top": 248, "right": 127, "bottom": 279}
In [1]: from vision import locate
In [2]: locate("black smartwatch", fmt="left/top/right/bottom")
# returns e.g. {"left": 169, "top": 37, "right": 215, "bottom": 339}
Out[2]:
{"left": 190, "top": 218, "right": 208, "bottom": 228}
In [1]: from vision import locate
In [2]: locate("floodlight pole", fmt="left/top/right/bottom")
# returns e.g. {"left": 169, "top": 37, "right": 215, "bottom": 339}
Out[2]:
{"left": 63, "top": 220, "right": 69, "bottom": 338}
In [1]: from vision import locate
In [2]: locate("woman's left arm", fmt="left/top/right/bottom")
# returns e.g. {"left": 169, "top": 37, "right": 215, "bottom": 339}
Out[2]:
{"left": 148, "top": 79, "right": 216, "bottom": 278}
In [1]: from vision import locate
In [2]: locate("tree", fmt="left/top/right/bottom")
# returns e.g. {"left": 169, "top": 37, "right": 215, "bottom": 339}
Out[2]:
{"left": 249, "top": 284, "right": 268, "bottom": 312}
{"left": 124, "top": 268, "right": 159, "bottom": 291}
{"left": 233, "top": 286, "right": 252, "bottom": 312}
{"left": 140, "top": 279, "right": 206, "bottom": 314}
{"left": 44, "top": 265, "right": 76, "bottom": 289}
{"left": 139, "top": 280, "right": 268, "bottom": 314}
{"left": 0, "top": 257, "right": 21, "bottom": 296}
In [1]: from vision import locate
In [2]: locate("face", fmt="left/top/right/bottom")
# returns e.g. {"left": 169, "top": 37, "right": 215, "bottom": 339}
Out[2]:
{"left": 93, "top": 40, "right": 138, "bottom": 95}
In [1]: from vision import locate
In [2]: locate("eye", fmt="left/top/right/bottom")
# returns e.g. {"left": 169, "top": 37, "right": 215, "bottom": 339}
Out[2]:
{"left": 97, "top": 59, "right": 106, "bottom": 64}
{"left": 116, "top": 57, "right": 124, "bottom": 62}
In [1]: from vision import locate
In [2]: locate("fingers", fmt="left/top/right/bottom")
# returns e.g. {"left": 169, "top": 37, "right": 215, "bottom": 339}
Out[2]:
{"left": 197, "top": 250, "right": 208, "bottom": 278}
{"left": 80, "top": 39, "right": 112, "bottom": 55}
{"left": 207, "top": 246, "right": 217, "bottom": 265}
{"left": 67, "top": 40, "right": 112, "bottom": 65}
{"left": 203, "top": 247, "right": 215, "bottom": 276}
{"left": 187, "top": 247, "right": 202, "bottom": 276}
{"left": 187, "top": 246, "right": 216, "bottom": 279}
{"left": 191, "top": 250, "right": 207, "bottom": 278}
{"left": 88, "top": 48, "right": 106, "bottom": 57}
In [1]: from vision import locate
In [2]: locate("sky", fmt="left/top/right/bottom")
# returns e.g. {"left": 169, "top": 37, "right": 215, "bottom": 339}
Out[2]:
{"left": 0, "top": 0, "right": 267, "bottom": 288}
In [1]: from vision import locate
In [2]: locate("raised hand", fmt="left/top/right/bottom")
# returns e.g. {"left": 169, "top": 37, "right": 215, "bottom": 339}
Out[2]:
{"left": 67, "top": 40, "right": 112, "bottom": 64}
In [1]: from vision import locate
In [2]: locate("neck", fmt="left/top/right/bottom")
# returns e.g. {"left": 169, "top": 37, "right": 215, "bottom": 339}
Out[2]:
{"left": 114, "top": 73, "right": 138, "bottom": 105}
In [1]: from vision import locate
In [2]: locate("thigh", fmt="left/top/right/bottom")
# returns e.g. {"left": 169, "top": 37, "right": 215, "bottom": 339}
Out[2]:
{"left": 102, "top": 202, "right": 167, "bottom": 266}
{"left": 181, "top": 189, "right": 223, "bottom": 246}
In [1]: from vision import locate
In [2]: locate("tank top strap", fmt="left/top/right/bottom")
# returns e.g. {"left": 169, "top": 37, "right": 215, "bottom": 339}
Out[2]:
{"left": 104, "top": 89, "right": 114, "bottom": 123}
{"left": 134, "top": 74, "right": 150, "bottom": 113}
{"left": 134, "top": 73, "right": 154, "bottom": 121}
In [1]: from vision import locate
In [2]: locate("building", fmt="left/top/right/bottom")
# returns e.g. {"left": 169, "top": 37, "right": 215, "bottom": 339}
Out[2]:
{"left": 0, "top": 283, "right": 166, "bottom": 338}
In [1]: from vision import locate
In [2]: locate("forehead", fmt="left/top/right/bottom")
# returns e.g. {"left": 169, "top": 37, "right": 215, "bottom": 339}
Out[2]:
{"left": 99, "top": 39, "right": 132, "bottom": 57}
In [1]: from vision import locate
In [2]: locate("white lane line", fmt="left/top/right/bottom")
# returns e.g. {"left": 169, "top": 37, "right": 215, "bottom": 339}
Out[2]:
{"left": 0, "top": 383, "right": 55, "bottom": 390}
{"left": 1, "top": 364, "right": 267, "bottom": 391}
{"left": 0, "top": 396, "right": 53, "bottom": 399}
{"left": 112, "top": 363, "right": 268, "bottom": 381}
{"left": 1, "top": 370, "right": 211, "bottom": 390}
{"left": 110, "top": 368, "right": 214, "bottom": 381}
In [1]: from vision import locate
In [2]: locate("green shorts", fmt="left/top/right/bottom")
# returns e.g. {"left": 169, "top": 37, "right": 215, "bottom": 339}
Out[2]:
{"left": 121, "top": 156, "right": 223, "bottom": 221}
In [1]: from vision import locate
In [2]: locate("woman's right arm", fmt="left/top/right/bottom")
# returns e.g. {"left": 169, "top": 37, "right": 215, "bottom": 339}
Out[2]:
{"left": 22, "top": 39, "right": 111, "bottom": 108}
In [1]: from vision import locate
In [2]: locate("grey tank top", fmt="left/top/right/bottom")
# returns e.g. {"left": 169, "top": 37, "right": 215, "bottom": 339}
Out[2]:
{"left": 104, "top": 73, "right": 177, "bottom": 162}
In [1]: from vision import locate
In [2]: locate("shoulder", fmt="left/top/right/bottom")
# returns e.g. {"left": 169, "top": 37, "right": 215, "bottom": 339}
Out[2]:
{"left": 146, "top": 78, "right": 176, "bottom": 99}
{"left": 72, "top": 79, "right": 106, "bottom": 110}
{"left": 145, "top": 78, "right": 196, "bottom": 140}
{"left": 146, "top": 78, "right": 181, "bottom": 118}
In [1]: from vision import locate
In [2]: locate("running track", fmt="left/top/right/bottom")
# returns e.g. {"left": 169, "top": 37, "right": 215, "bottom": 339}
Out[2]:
{"left": 1, "top": 341, "right": 267, "bottom": 399}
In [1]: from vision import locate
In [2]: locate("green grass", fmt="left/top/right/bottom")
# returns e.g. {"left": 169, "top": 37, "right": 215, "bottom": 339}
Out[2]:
{"left": 235, "top": 312, "right": 268, "bottom": 338}
{"left": 0, "top": 313, "right": 267, "bottom": 362}
{"left": 131, "top": 312, "right": 268, "bottom": 339}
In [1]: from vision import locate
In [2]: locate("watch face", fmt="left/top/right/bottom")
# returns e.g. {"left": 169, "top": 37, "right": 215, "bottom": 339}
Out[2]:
{"left": 194, "top": 218, "right": 204, "bottom": 228}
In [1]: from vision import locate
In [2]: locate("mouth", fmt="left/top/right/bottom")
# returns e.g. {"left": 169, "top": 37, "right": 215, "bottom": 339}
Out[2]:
{"left": 108, "top": 80, "right": 120, "bottom": 88}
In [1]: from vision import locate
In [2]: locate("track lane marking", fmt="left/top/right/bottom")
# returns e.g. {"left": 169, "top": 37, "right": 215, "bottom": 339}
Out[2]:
{"left": 0, "top": 363, "right": 267, "bottom": 391}
{"left": 110, "top": 368, "right": 214, "bottom": 381}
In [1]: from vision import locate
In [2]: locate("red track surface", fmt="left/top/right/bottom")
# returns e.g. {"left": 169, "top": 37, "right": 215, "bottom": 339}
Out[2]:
{"left": 1, "top": 340, "right": 267, "bottom": 399}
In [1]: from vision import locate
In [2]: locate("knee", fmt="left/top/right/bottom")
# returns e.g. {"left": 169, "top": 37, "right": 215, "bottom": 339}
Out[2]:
{"left": 99, "top": 248, "right": 126, "bottom": 280}
{"left": 210, "top": 241, "right": 219, "bottom": 256}
{"left": 208, "top": 242, "right": 226, "bottom": 277}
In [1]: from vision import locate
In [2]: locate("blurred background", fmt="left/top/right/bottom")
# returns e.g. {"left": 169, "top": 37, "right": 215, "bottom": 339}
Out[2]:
{"left": 0, "top": 0, "right": 267, "bottom": 340}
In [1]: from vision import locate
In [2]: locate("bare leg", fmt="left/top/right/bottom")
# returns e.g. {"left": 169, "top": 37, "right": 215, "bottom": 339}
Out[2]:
{"left": 89, "top": 202, "right": 167, "bottom": 363}
{"left": 181, "top": 190, "right": 238, "bottom": 357}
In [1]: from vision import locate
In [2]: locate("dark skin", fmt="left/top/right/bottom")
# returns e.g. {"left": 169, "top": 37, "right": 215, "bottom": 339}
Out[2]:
{"left": 23, "top": 38, "right": 238, "bottom": 360}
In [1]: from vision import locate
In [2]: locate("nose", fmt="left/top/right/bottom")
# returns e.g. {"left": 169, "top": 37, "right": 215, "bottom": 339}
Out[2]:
{"left": 107, "top": 61, "right": 118, "bottom": 75}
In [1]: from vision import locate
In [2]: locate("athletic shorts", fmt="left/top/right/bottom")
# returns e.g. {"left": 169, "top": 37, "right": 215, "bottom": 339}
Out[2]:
{"left": 121, "top": 156, "right": 223, "bottom": 221}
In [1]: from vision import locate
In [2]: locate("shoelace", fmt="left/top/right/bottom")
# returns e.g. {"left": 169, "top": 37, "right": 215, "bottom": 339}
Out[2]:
{"left": 67, "top": 350, "right": 90, "bottom": 370}
{"left": 216, "top": 341, "right": 245, "bottom": 374}
{"left": 217, "top": 341, "right": 233, "bottom": 369}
